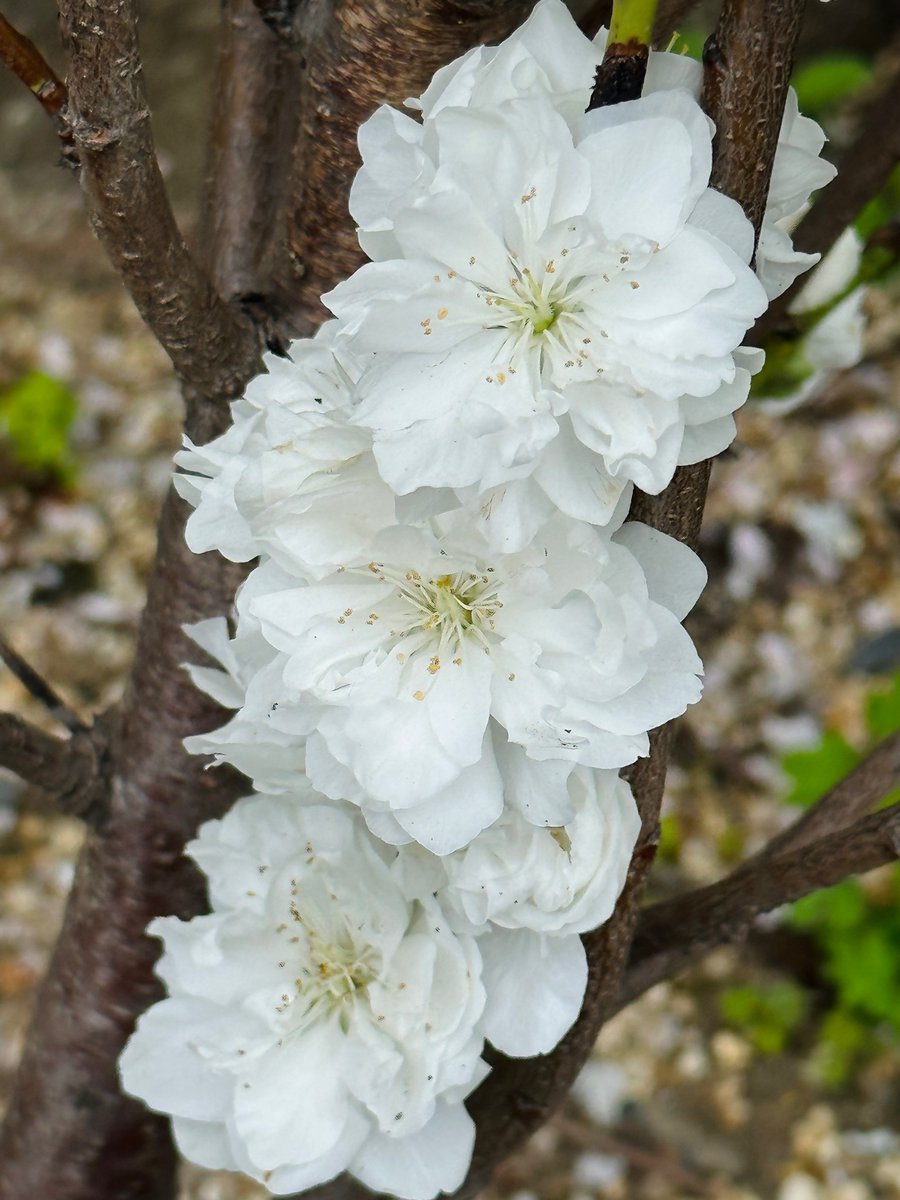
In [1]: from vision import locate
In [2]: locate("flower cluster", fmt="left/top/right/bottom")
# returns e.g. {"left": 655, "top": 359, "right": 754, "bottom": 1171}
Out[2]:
{"left": 119, "top": 2, "right": 836, "bottom": 1196}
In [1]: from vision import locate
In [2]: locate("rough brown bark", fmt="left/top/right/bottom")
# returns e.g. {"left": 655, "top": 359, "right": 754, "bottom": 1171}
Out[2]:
{"left": 0, "top": 714, "right": 106, "bottom": 818}
{"left": 703, "top": 0, "right": 808, "bottom": 247}
{"left": 57, "top": 0, "right": 262, "bottom": 431}
{"left": 0, "top": 3, "right": 266, "bottom": 1191}
{"left": 0, "top": 493, "right": 251, "bottom": 1200}
{"left": 275, "top": 0, "right": 537, "bottom": 334}
{"left": 197, "top": 0, "right": 305, "bottom": 329}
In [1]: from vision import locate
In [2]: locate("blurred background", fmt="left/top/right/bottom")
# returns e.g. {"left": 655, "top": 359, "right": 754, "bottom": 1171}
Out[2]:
{"left": 1, "top": 3, "right": 900, "bottom": 1198}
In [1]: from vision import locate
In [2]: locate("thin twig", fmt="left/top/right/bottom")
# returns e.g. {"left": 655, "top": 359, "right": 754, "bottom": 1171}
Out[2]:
{"left": 0, "top": 11, "right": 77, "bottom": 165}
{"left": 759, "top": 730, "right": 900, "bottom": 861}
{"left": 0, "top": 632, "right": 87, "bottom": 733}
{"left": 56, "top": 0, "right": 262, "bottom": 439}
{"left": 0, "top": 712, "right": 108, "bottom": 820}
{"left": 616, "top": 724, "right": 900, "bottom": 1010}
{"left": 619, "top": 803, "right": 900, "bottom": 1010}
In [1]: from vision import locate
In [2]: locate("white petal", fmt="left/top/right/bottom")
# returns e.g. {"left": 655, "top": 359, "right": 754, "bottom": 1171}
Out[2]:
{"left": 233, "top": 1023, "right": 350, "bottom": 1171}
{"left": 613, "top": 523, "right": 707, "bottom": 619}
{"left": 351, "top": 1102, "right": 476, "bottom": 1200}
{"left": 479, "top": 928, "right": 587, "bottom": 1056}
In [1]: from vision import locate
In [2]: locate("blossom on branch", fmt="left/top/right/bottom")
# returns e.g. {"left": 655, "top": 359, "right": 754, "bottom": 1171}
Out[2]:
{"left": 122, "top": 3, "right": 847, "bottom": 1195}
{"left": 120, "top": 799, "right": 488, "bottom": 1199}
{"left": 335, "top": 85, "right": 767, "bottom": 531}
{"left": 184, "top": 517, "right": 704, "bottom": 855}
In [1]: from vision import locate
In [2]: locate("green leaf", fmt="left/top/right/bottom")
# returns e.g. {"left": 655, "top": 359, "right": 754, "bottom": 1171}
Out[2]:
{"left": 781, "top": 731, "right": 860, "bottom": 809}
{"left": 824, "top": 924, "right": 900, "bottom": 1025}
{"left": 792, "top": 54, "right": 873, "bottom": 119}
{"left": 813, "top": 1009, "right": 870, "bottom": 1088}
{"left": 657, "top": 813, "right": 681, "bottom": 864}
{"left": 791, "top": 878, "right": 867, "bottom": 932}
{"left": 856, "top": 164, "right": 900, "bottom": 240}
{"left": 0, "top": 371, "right": 78, "bottom": 486}
{"left": 866, "top": 674, "right": 900, "bottom": 740}
{"left": 719, "top": 982, "right": 808, "bottom": 1055}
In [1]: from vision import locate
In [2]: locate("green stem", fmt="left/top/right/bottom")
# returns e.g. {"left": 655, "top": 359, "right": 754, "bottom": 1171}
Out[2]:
{"left": 587, "top": 0, "right": 659, "bottom": 110}
{"left": 608, "top": 0, "right": 659, "bottom": 47}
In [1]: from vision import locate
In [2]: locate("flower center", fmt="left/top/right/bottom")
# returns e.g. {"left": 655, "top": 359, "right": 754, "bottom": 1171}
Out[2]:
{"left": 275, "top": 893, "right": 381, "bottom": 1031}
{"left": 486, "top": 259, "right": 567, "bottom": 338}
{"left": 396, "top": 567, "right": 503, "bottom": 654}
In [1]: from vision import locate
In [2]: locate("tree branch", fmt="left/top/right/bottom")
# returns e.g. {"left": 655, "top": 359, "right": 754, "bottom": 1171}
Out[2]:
{"left": 0, "top": 631, "right": 87, "bottom": 733}
{"left": 759, "top": 730, "right": 900, "bottom": 861}
{"left": 0, "top": 9, "right": 77, "bottom": 166}
{"left": 197, "top": 0, "right": 305, "bottom": 338}
{"left": 702, "top": 0, "right": 809, "bottom": 246}
{"left": 0, "top": 713, "right": 107, "bottom": 819}
{"left": 56, "top": 0, "right": 262, "bottom": 438}
{"left": 619, "top": 803, "right": 900, "bottom": 1010}
{"left": 274, "top": 0, "right": 537, "bottom": 336}
{"left": 616, "top": 731, "right": 900, "bottom": 1008}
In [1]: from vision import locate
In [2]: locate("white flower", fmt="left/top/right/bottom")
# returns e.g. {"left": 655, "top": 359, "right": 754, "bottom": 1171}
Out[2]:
{"left": 334, "top": 65, "right": 766, "bottom": 527}
{"left": 174, "top": 326, "right": 400, "bottom": 579}
{"left": 754, "top": 88, "right": 837, "bottom": 301}
{"left": 758, "top": 227, "right": 866, "bottom": 414}
{"left": 119, "top": 798, "right": 488, "bottom": 1199}
{"left": 400, "top": 768, "right": 640, "bottom": 938}
{"left": 792, "top": 227, "right": 865, "bottom": 372}
{"left": 182, "top": 617, "right": 311, "bottom": 790}
{"left": 391, "top": 0, "right": 835, "bottom": 304}
{"left": 390, "top": 768, "right": 640, "bottom": 1056}
{"left": 224, "top": 516, "right": 704, "bottom": 853}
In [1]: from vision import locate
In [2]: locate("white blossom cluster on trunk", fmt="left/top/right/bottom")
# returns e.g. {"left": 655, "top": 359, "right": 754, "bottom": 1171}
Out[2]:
{"left": 118, "top": 2, "right": 838, "bottom": 1195}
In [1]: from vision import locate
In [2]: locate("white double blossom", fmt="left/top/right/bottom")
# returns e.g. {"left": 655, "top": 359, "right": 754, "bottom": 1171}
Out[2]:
{"left": 121, "top": 799, "right": 488, "bottom": 1198}
{"left": 120, "top": 4, "right": 847, "bottom": 1196}
{"left": 120, "top": 795, "right": 609, "bottom": 1187}
{"left": 174, "top": 326, "right": 402, "bottom": 578}
{"left": 424, "top": 768, "right": 640, "bottom": 938}
{"left": 187, "top": 517, "right": 703, "bottom": 855}
{"left": 383, "top": 0, "right": 836, "bottom": 303}
{"left": 341, "top": 0, "right": 835, "bottom": 541}
{"left": 334, "top": 87, "right": 766, "bottom": 534}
